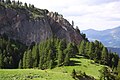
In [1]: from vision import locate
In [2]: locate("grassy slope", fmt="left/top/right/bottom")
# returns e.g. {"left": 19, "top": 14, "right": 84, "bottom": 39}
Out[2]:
{"left": 0, "top": 56, "right": 104, "bottom": 80}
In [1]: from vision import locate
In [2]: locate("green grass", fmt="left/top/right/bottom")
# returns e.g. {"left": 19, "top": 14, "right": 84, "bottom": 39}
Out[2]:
{"left": 0, "top": 56, "right": 104, "bottom": 80}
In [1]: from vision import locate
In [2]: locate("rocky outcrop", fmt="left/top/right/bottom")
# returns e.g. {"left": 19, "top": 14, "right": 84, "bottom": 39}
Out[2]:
{"left": 0, "top": 5, "right": 83, "bottom": 45}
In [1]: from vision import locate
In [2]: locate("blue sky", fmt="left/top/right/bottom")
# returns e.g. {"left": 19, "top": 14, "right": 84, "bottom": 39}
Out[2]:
{"left": 15, "top": 0, "right": 120, "bottom": 30}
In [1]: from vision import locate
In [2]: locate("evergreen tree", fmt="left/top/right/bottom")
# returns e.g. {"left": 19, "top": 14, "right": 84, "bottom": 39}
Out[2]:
{"left": 0, "top": 53, "right": 3, "bottom": 69}
{"left": 71, "top": 69, "right": 76, "bottom": 79}
{"left": 88, "top": 42, "right": 94, "bottom": 59}
{"left": 64, "top": 53, "right": 70, "bottom": 66}
{"left": 79, "top": 40, "right": 86, "bottom": 55}
{"left": 49, "top": 60, "right": 53, "bottom": 69}
{"left": 112, "top": 53, "right": 119, "bottom": 70}
{"left": 57, "top": 50, "right": 63, "bottom": 66}
{"left": 24, "top": 2, "right": 28, "bottom": 8}
{"left": 32, "top": 45, "right": 39, "bottom": 67}
{"left": 23, "top": 51, "right": 27, "bottom": 68}
{"left": 26, "top": 50, "right": 32, "bottom": 68}
{"left": 9, "top": 56, "right": 13, "bottom": 68}
{"left": 6, "top": 0, "right": 11, "bottom": 4}
{"left": 65, "top": 43, "right": 74, "bottom": 57}
{"left": 18, "top": 59, "right": 22, "bottom": 69}
{"left": 72, "top": 20, "right": 74, "bottom": 27}
{"left": 58, "top": 39, "right": 67, "bottom": 51}
{"left": 101, "top": 47, "right": 108, "bottom": 65}
{"left": 47, "top": 49, "right": 52, "bottom": 68}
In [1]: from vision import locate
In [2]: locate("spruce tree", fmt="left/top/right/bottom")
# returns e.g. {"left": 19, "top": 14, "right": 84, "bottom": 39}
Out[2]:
{"left": 32, "top": 45, "right": 39, "bottom": 67}
{"left": 79, "top": 40, "right": 85, "bottom": 55}
{"left": 0, "top": 53, "right": 3, "bottom": 69}
{"left": 101, "top": 47, "right": 108, "bottom": 65}
{"left": 6, "top": 0, "right": 11, "bottom": 4}
{"left": 26, "top": 50, "right": 32, "bottom": 68}
{"left": 57, "top": 50, "right": 63, "bottom": 66}
{"left": 71, "top": 69, "right": 76, "bottom": 79}
{"left": 18, "top": 59, "right": 22, "bottom": 69}
{"left": 88, "top": 42, "right": 94, "bottom": 59}
{"left": 23, "top": 51, "right": 27, "bottom": 68}
{"left": 64, "top": 53, "right": 70, "bottom": 66}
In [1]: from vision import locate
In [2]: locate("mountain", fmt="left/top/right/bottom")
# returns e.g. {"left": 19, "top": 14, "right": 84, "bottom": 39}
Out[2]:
{"left": 82, "top": 26, "right": 120, "bottom": 48}
{"left": 0, "top": 4, "right": 82, "bottom": 45}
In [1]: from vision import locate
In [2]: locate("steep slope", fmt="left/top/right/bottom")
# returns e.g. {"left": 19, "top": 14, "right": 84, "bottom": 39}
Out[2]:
{"left": 82, "top": 26, "right": 120, "bottom": 48}
{"left": 0, "top": 4, "right": 82, "bottom": 45}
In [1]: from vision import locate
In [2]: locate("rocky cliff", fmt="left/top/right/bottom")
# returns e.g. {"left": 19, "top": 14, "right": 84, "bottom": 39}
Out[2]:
{"left": 0, "top": 4, "right": 83, "bottom": 45}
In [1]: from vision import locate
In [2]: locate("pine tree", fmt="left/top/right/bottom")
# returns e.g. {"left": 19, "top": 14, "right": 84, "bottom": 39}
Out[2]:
{"left": 24, "top": 2, "right": 28, "bottom": 8}
{"left": 23, "top": 51, "right": 27, "bottom": 68}
{"left": 64, "top": 53, "right": 70, "bottom": 66}
{"left": 26, "top": 50, "right": 32, "bottom": 68}
{"left": 79, "top": 40, "right": 85, "bottom": 55}
{"left": 57, "top": 50, "right": 63, "bottom": 66}
{"left": 58, "top": 39, "right": 67, "bottom": 51}
{"left": 101, "top": 47, "right": 108, "bottom": 65}
{"left": 85, "top": 42, "right": 89, "bottom": 56}
{"left": 32, "top": 45, "right": 39, "bottom": 67}
{"left": 47, "top": 49, "right": 52, "bottom": 68}
{"left": 49, "top": 60, "right": 53, "bottom": 69}
{"left": 71, "top": 69, "right": 76, "bottom": 79}
{"left": 18, "top": 59, "right": 22, "bottom": 69}
{"left": 9, "top": 56, "right": 13, "bottom": 68}
{"left": 6, "top": 0, "right": 11, "bottom": 4}
{"left": 0, "top": 53, "right": 3, "bottom": 69}
{"left": 88, "top": 42, "right": 94, "bottom": 59}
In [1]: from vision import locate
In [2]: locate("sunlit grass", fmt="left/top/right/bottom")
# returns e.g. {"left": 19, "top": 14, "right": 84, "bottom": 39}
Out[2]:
{"left": 0, "top": 56, "right": 104, "bottom": 80}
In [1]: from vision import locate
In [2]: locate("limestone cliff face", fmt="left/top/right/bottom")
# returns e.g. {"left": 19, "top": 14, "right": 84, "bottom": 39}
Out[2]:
{"left": 0, "top": 5, "right": 83, "bottom": 45}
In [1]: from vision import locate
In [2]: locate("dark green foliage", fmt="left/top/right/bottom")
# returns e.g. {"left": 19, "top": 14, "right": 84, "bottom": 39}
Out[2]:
{"left": 18, "top": 59, "right": 22, "bottom": 69}
{"left": 100, "top": 67, "right": 116, "bottom": 80}
{"left": 101, "top": 47, "right": 108, "bottom": 65}
{"left": 71, "top": 69, "right": 95, "bottom": 80}
{"left": 26, "top": 50, "right": 32, "bottom": 68}
{"left": 64, "top": 53, "right": 70, "bottom": 66}
{"left": 88, "top": 42, "right": 95, "bottom": 59}
{"left": 57, "top": 50, "right": 64, "bottom": 66}
{"left": 5, "top": 0, "right": 11, "bottom": 4}
{"left": 79, "top": 40, "right": 86, "bottom": 55}
{"left": 23, "top": 51, "right": 27, "bottom": 68}
{"left": 78, "top": 40, "right": 119, "bottom": 69}
{"left": 71, "top": 69, "right": 76, "bottom": 79}
{"left": 0, "top": 35, "right": 26, "bottom": 69}
{"left": 24, "top": 2, "right": 28, "bottom": 8}
{"left": 0, "top": 53, "right": 3, "bottom": 68}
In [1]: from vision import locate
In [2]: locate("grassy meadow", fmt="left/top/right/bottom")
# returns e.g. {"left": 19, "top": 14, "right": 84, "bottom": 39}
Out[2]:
{"left": 0, "top": 56, "right": 104, "bottom": 80}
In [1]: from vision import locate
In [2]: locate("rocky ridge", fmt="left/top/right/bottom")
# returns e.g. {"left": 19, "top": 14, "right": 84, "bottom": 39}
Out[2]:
{"left": 0, "top": 4, "right": 83, "bottom": 45}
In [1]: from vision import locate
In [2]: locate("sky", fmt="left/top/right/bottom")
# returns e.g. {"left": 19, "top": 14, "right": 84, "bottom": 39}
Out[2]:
{"left": 15, "top": 0, "right": 120, "bottom": 30}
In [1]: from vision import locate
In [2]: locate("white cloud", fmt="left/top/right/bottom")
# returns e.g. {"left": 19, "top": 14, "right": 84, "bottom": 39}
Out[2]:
{"left": 15, "top": 0, "right": 120, "bottom": 30}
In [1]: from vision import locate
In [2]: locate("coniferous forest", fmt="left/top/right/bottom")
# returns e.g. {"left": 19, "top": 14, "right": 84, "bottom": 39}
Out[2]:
{"left": 0, "top": 35, "right": 119, "bottom": 70}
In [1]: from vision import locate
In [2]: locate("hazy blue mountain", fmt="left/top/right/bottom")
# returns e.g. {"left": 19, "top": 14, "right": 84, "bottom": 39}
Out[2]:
{"left": 82, "top": 26, "right": 120, "bottom": 48}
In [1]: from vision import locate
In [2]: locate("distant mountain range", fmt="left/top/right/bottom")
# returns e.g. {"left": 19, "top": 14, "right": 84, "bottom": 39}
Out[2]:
{"left": 82, "top": 26, "right": 120, "bottom": 56}
{"left": 82, "top": 26, "right": 120, "bottom": 48}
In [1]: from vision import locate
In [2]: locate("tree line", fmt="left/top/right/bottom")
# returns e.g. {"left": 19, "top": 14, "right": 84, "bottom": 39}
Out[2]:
{"left": 79, "top": 40, "right": 119, "bottom": 70}
{"left": 19, "top": 38, "right": 78, "bottom": 69}
{"left": 0, "top": 34, "right": 119, "bottom": 70}
{"left": 0, "top": 35, "right": 78, "bottom": 69}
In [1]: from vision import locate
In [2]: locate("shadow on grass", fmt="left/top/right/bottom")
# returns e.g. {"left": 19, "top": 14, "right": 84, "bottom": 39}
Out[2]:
{"left": 69, "top": 60, "right": 81, "bottom": 66}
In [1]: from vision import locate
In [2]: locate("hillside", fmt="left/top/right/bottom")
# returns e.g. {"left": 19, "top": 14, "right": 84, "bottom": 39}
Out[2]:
{"left": 0, "top": 1, "right": 119, "bottom": 80}
{"left": 82, "top": 26, "right": 120, "bottom": 48}
{"left": 0, "top": 56, "right": 104, "bottom": 80}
